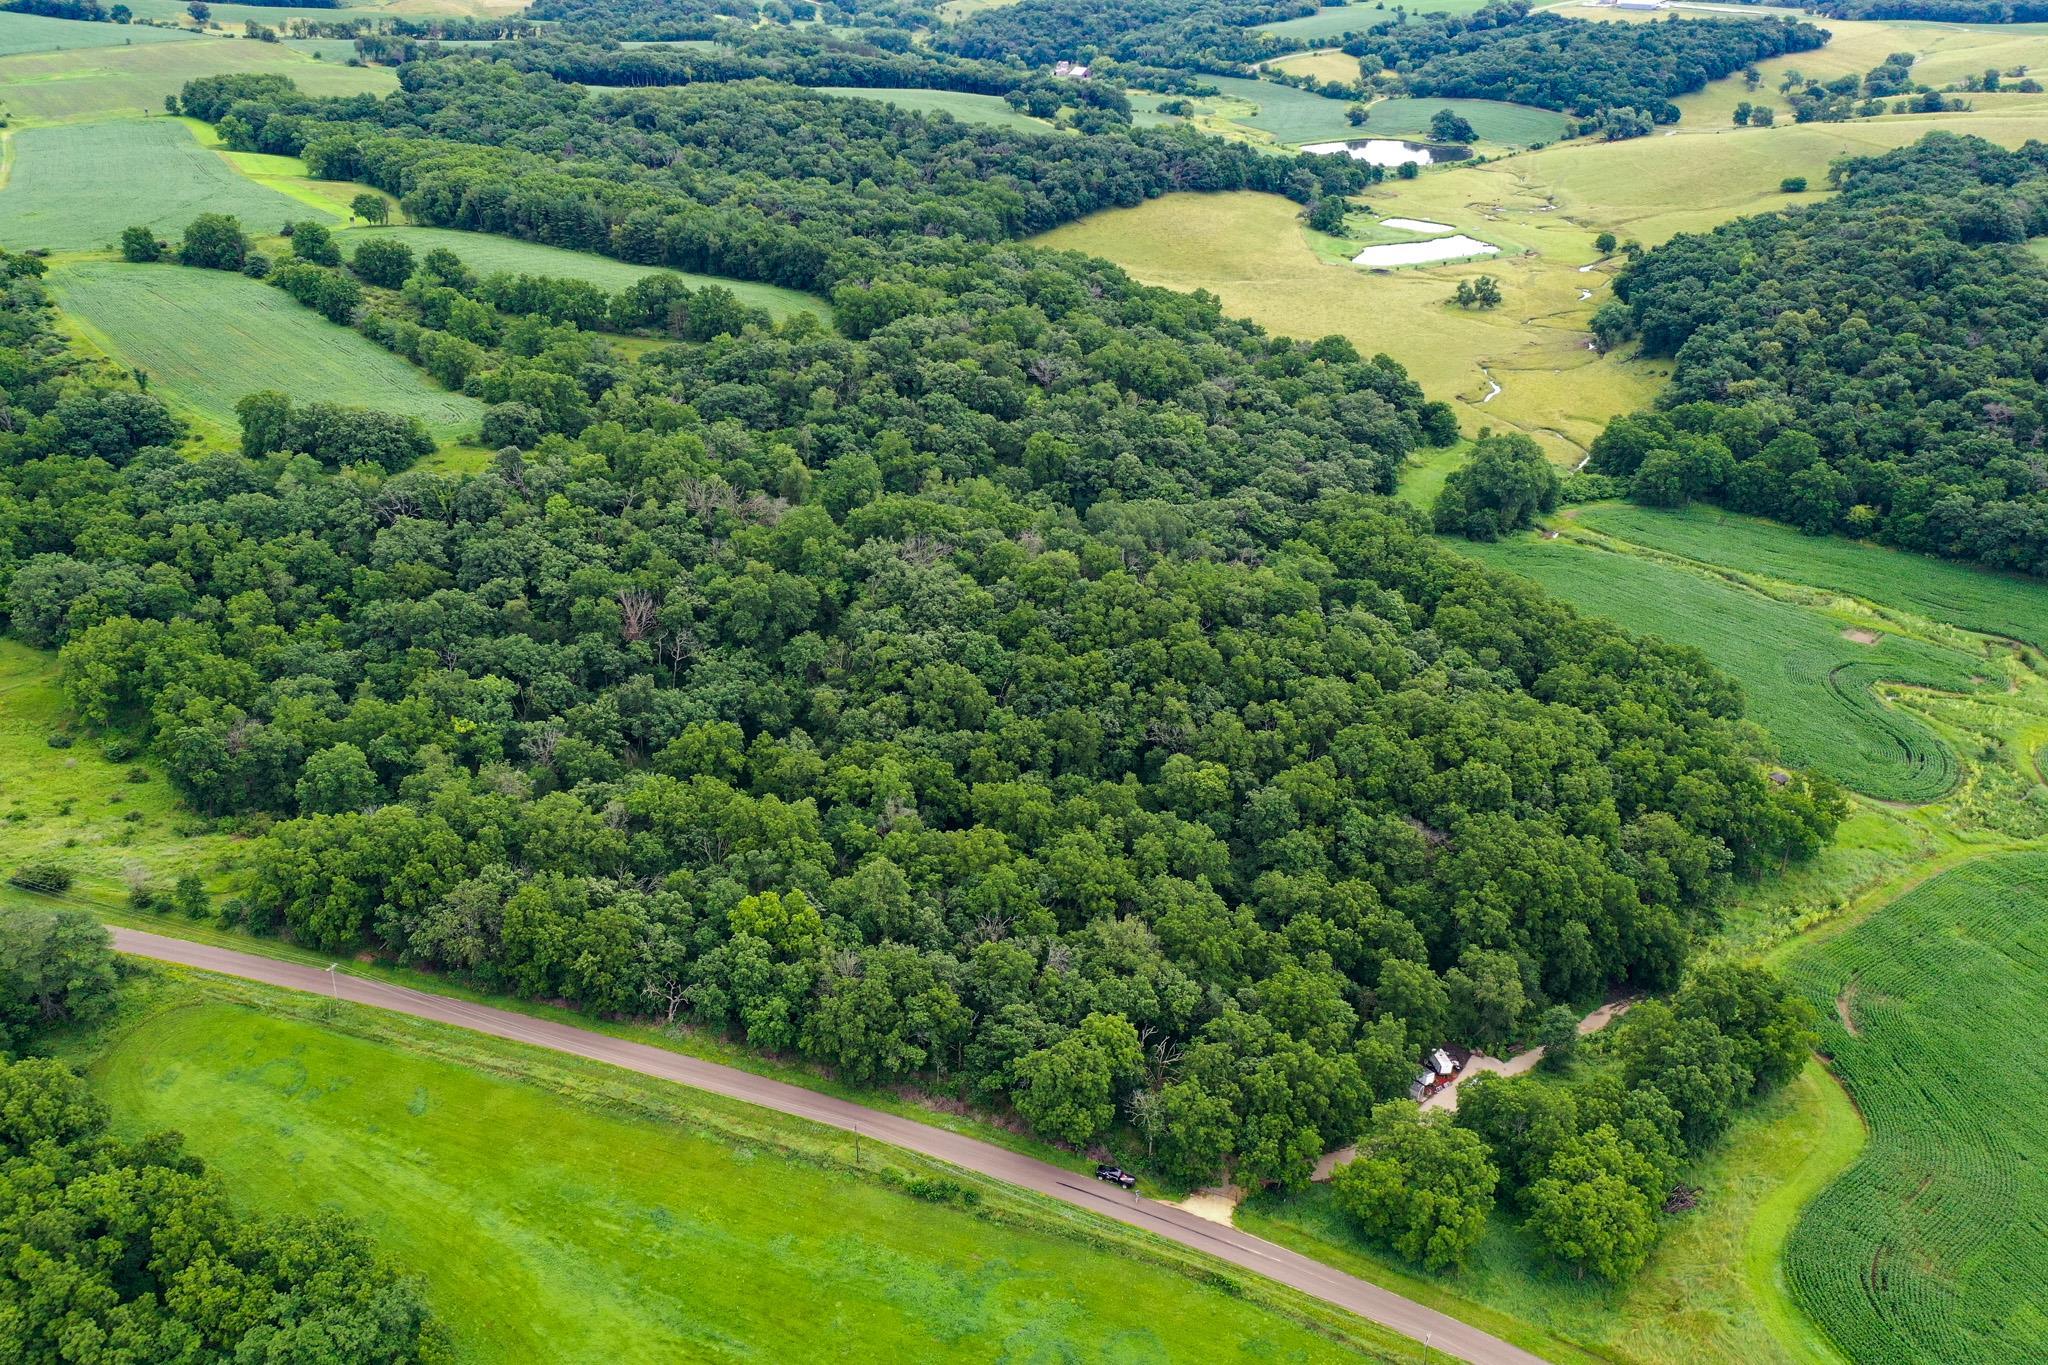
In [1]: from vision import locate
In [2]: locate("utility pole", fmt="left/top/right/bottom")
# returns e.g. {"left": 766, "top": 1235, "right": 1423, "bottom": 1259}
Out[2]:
{"left": 1420, "top": 1332, "right": 1433, "bottom": 1363}
{"left": 326, "top": 963, "right": 340, "bottom": 1003}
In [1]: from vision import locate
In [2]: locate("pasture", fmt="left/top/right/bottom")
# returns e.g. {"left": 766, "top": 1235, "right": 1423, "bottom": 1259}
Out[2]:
{"left": 1357, "top": 96, "right": 1571, "bottom": 146}
{"left": 1033, "top": 188, "right": 1663, "bottom": 457}
{"left": 1785, "top": 853, "right": 2048, "bottom": 1365}
{"left": 0, "top": 118, "right": 325, "bottom": 251}
{"left": 1461, "top": 530, "right": 1988, "bottom": 801}
{"left": 88, "top": 989, "right": 1405, "bottom": 1364}
{"left": 51, "top": 262, "right": 484, "bottom": 442}
{"left": 1270, "top": 49, "right": 1365, "bottom": 85}
{"left": 338, "top": 225, "right": 830, "bottom": 320}
{"left": 0, "top": 11, "right": 203, "bottom": 57}
{"left": 1574, "top": 504, "right": 2048, "bottom": 650}
{"left": 815, "top": 84, "right": 1055, "bottom": 134}
{"left": 0, "top": 31, "right": 392, "bottom": 123}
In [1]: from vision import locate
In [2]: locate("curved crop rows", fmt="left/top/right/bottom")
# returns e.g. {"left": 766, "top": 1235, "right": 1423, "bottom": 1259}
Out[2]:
{"left": 1786, "top": 854, "right": 2048, "bottom": 1364}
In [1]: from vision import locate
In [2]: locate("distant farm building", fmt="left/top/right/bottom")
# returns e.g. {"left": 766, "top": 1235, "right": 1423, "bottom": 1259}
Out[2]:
{"left": 1052, "top": 60, "right": 1093, "bottom": 80}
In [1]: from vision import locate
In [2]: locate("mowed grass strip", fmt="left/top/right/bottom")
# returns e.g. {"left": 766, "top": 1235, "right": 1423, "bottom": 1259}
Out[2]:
{"left": 0, "top": 11, "right": 205, "bottom": 57}
{"left": 92, "top": 998, "right": 1395, "bottom": 1365}
{"left": 814, "top": 84, "right": 1057, "bottom": 134}
{"left": 338, "top": 225, "right": 830, "bottom": 320}
{"left": 0, "top": 118, "right": 324, "bottom": 251}
{"left": 1785, "top": 853, "right": 2048, "bottom": 1365}
{"left": 1459, "top": 532, "right": 1984, "bottom": 801}
{"left": 51, "top": 262, "right": 483, "bottom": 442}
{"left": 1577, "top": 504, "right": 2048, "bottom": 650}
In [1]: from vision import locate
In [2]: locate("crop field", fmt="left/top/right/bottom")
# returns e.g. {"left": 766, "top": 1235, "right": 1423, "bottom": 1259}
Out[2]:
{"left": 1784, "top": 853, "right": 2048, "bottom": 1364}
{"left": 0, "top": 32, "right": 393, "bottom": 122}
{"left": 338, "top": 226, "right": 829, "bottom": 320}
{"left": 51, "top": 262, "right": 484, "bottom": 442}
{"left": 0, "top": 118, "right": 326, "bottom": 251}
{"left": 1033, "top": 188, "right": 1664, "bottom": 457}
{"left": 1462, "top": 531, "right": 1989, "bottom": 801}
{"left": 89, "top": 990, "right": 1402, "bottom": 1364}
{"left": 1575, "top": 504, "right": 2048, "bottom": 650}
{"left": 1270, "top": 50, "right": 1365, "bottom": 85}
{"left": 815, "top": 85, "right": 1055, "bottom": 133}
{"left": 0, "top": 11, "right": 204, "bottom": 57}
{"left": 1358, "top": 96, "right": 1571, "bottom": 146}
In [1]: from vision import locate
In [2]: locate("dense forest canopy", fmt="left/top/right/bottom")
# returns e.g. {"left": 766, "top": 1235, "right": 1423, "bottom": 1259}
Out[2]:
{"left": 1343, "top": 2, "right": 1829, "bottom": 127}
{"left": 1591, "top": 133, "right": 2048, "bottom": 575}
{"left": 0, "top": 55, "right": 1843, "bottom": 1193}
{"left": 933, "top": 0, "right": 1316, "bottom": 73}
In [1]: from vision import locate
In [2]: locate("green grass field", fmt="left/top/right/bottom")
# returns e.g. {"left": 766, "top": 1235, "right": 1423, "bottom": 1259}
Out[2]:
{"left": 337, "top": 226, "right": 829, "bottom": 320}
{"left": 0, "top": 640, "right": 230, "bottom": 906}
{"left": 0, "top": 32, "right": 392, "bottom": 123}
{"left": 815, "top": 84, "right": 1056, "bottom": 134}
{"left": 1574, "top": 505, "right": 2048, "bottom": 651}
{"left": 0, "top": 118, "right": 324, "bottom": 251}
{"left": 51, "top": 261, "right": 484, "bottom": 442}
{"left": 1784, "top": 853, "right": 2048, "bottom": 1364}
{"left": 1461, "top": 531, "right": 1988, "bottom": 801}
{"left": 1358, "top": 96, "right": 1571, "bottom": 146}
{"left": 0, "top": 11, "right": 205, "bottom": 57}
{"left": 1243, "top": 1063, "right": 1862, "bottom": 1365}
{"left": 86, "top": 985, "right": 1406, "bottom": 1364}
{"left": 1257, "top": 0, "right": 1500, "bottom": 42}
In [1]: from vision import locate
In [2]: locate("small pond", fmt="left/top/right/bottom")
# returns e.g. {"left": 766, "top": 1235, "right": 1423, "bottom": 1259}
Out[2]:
{"left": 1297, "top": 138, "right": 1473, "bottom": 168}
{"left": 1351, "top": 234, "right": 1500, "bottom": 268}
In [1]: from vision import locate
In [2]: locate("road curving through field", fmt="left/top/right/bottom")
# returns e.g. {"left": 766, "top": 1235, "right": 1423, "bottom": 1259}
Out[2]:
{"left": 109, "top": 926, "right": 1548, "bottom": 1365}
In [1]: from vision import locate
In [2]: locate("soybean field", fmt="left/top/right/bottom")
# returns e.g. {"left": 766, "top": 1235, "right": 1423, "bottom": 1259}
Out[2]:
{"left": 52, "top": 262, "right": 483, "bottom": 442}
{"left": 1785, "top": 853, "right": 2048, "bottom": 1364}
{"left": 1463, "top": 531, "right": 1987, "bottom": 801}
{"left": 0, "top": 119, "right": 326, "bottom": 252}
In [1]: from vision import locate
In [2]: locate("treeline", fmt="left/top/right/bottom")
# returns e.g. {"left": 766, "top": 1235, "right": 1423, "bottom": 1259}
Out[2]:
{"left": 1344, "top": 2, "right": 1829, "bottom": 129}
{"left": 0, "top": 911, "right": 443, "bottom": 1360}
{"left": 934, "top": 0, "right": 1315, "bottom": 73}
{"left": 487, "top": 35, "right": 1028, "bottom": 99}
{"left": 1730, "top": 0, "right": 2048, "bottom": 19}
{"left": 179, "top": 64, "right": 1376, "bottom": 294}
{"left": 3, "top": 91, "right": 1839, "bottom": 1190}
{"left": 1590, "top": 133, "right": 2048, "bottom": 575}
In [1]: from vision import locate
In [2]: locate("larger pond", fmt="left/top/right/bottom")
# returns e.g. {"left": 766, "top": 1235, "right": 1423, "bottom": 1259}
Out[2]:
{"left": 1298, "top": 138, "right": 1472, "bottom": 167}
{"left": 1351, "top": 234, "right": 1500, "bottom": 268}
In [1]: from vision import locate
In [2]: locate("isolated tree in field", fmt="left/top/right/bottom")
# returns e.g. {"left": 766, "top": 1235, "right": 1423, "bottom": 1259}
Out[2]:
{"left": 177, "top": 213, "right": 246, "bottom": 270}
{"left": 1780, "top": 176, "right": 1807, "bottom": 193}
{"left": 349, "top": 236, "right": 414, "bottom": 288}
{"left": 110, "top": 3, "right": 129, "bottom": 19}
{"left": 1733, "top": 101, "right": 1753, "bottom": 126}
{"left": 1751, "top": 106, "right": 1775, "bottom": 126}
{"left": 187, "top": 0, "right": 208, "bottom": 20}
{"left": 118, "top": 226, "right": 162, "bottom": 263}
{"left": 1594, "top": 230, "right": 1617, "bottom": 255}
{"left": 1429, "top": 108, "right": 1477, "bottom": 143}
{"left": 350, "top": 192, "right": 390, "bottom": 225}
{"left": 1331, "top": 1100, "right": 1498, "bottom": 1271}
{"left": 1432, "top": 432, "right": 1559, "bottom": 541}
{"left": 0, "top": 911, "right": 119, "bottom": 1056}
{"left": 288, "top": 220, "right": 341, "bottom": 266}
{"left": 1347, "top": 103, "right": 1370, "bottom": 126}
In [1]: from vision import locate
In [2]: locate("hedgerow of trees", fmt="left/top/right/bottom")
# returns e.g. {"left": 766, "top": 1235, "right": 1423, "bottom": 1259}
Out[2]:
{"left": 1589, "top": 133, "right": 2048, "bottom": 574}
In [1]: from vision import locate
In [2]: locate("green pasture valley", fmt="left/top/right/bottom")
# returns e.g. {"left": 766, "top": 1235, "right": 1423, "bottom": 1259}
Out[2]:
{"left": 51, "top": 262, "right": 484, "bottom": 442}
{"left": 0, "top": 11, "right": 205, "bottom": 57}
{"left": 815, "top": 85, "right": 1056, "bottom": 133}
